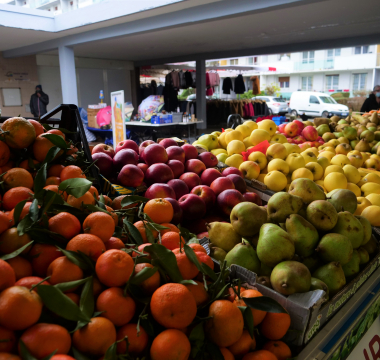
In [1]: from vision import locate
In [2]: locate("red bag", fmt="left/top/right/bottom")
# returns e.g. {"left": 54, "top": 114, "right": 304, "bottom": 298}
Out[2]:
{"left": 242, "top": 140, "right": 270, "bottom": 161}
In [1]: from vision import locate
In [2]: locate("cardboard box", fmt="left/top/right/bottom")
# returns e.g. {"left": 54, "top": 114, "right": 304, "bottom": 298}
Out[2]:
{"left": 87, "top": 108, "right": 101, "bottom": 129}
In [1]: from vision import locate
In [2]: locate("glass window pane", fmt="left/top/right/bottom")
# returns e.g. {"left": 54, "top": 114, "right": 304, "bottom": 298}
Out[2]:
{"left": 353, "top": 74, "right": 359, "bottom": 90}
{"left": 309, "top": 51, "right": 315, "bottom": 59}
{"left": 327, "top": 49, "right": 333, "bottom": 57}
{"left": 335, "top": 49, "right": 341, "bottom": 56}
{"left": 354, "top": 46, "right": 361, "bottom": 54}
{"left": 303, "top": 52, "right": 308, "bottom": 59}
{"left": 302, "top": 77, "right": 307, "bottom": 90}
{"left": 363, "top": 46, "right": 369, "bottom": 54}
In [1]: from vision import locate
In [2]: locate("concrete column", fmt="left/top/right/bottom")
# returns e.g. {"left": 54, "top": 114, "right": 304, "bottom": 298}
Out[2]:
{"left": 58, "top": 45, "right": 78, "bottom": 105}
{"left": 196, "top": 59, "right": 207, "bottom": 129}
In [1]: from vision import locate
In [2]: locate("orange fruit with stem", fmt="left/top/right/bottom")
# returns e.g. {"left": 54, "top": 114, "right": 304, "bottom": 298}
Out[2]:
{"left": 66, "top": 234, "right": 105, "bottom": 261}
{"left": 14, "top": 276, "right": 50, "bottom": 291}
{"left": 105, "top": 206, "right": 118, "bottom": 227}
{"left": 98, "top": 195, "right": 112, "bottom": 206}
{"left": 96, "top": 287, "right": 136, "bottom": 326}
{"left": 134, "top": 263, "right": 160, "bottom": 294}
{"left": 2, "top": 168, "right": 33, "bottom": 190}
{"left": 0, "top": 326, "right": 15, "bottom": 352}
{"left": 161, "top": 231, "right": 185, "bottom": 250}
{"left": 2, "top": 187, "right": 34, "bottom": 211}
{"left": 6, "top": 256, "right": 32, "bottom": 280}
{"left": 151, "top": 283, "right": 197, "bottom": 329}
{"left": 47, "top": 129, "right": 66, "bottom": 139}
{"left": 47, "top": 256, "right": 83, "bottom": 289}
{"left": 185, "top": 280, "right": 209, "bottom": 306}
{"left": 19, "top": 323, "right": 71, "bottom": 359}
{"left": 0, "top": 259, "right": 15, "bottom": 292}
{"left": 0, "top": 141, "right": 10, "bottom": 167}
{"left": 172, "top": 248, "right": 199, "bottom": 280}
{"left": 134, "top": 220, "right": 158, "bottom": 243}
{"left": 45, "top": 176, "right": 60, "bottom": 185}
{"left": 228, "top": 330, "right": 256, "bottom": 358}
{"left": 1, "top": 117, "right": 36, "bottom": 149}
{"left": 8, "top": 202, "right": 36, "bottom": 227}
{"left": 187, "top": 243, "right": 207, "bottom": 254}
{"left": 234, "top": 289, "right": 267, "bottom": 326}
{"left": 260, "top": 312, "right": 291, "bottom": 340}
{"left": 0, "top": 228, "right": 32, "bottom": 255}
{"left": 48, "top": 212, "right": 81, "bottom": 241}
{"left": 27, "top": 119, "right": 44, "bottom": 136}
{"left": 262, "top": 340, "right": 292, "bottom": 360}
{"left": 47, "top": 164, "right": 64, "bottom": 177}
{"left": 43, "top": 185, "right": 67, "bottom": 201}
{"left": 83, "top": 212, "right": 115, "bottom": 243}
{"left": 72, "top": 317, "right": 116, "bottom": 357}
{"left": 159, "top": 223, "right": 179, "bottom": 235}
{"left": 242, "top": 350, "right": 278, "bottom": 360}
{"left": 103, "top": 237, "right": 124, "bottom": 250}
{"left": 116, "top": 323, "right": 149, "bottom": 355}
{"left": 33, "top": 135, "right": 63, "bottom": 163}
{"left": 88, "top": 186, "right": 98, "bottom": 198}
{"left": 60, "top": 165, "right": 85, "bottom": 181}
{"left": 143, "top": 198, "right": 173, "bottom": 224}
{"left": 28, "top": 244, "right": 63, "bottom": 277}
{"left": 196, "top": 251, "right": 214, "bottom": 270}
{"left": 0, "top": 286, "right": 42, "bottom": 330}
{"left": 66, "top": 191, "right": 95, "bottom": 209}
{"left": 150, "top": 329, "right": 191, "bottom": 360}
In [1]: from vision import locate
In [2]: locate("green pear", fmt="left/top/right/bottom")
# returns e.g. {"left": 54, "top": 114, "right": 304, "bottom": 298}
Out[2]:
{"left": 288, "top": 178, "right": 326, "bottom": 204}
{"left": 327, "top": 189, "right": 357, "bottom": 214}
{"left": 302, "top": 254, "right": 322, "bottom": 273}
{"left": 342, "top": 250, "right": 360, "bottom": 277}
{"left": 230, "top": 202, "right": 267, "bottom": 237}
{"left": 197, "top": 134, "right": 219, "bottom": 150}
{"left": 357, "top": 247, "right": 370, "bottom": 265}
{"left": 257, "top": 276, "right": 272, "bottom": 289}
{"left": 316, "top": 233, "right": 353, "bottom": 265}
{"left": 362, "top": 237, "right": 377, "bottom": 255}
{"left": 285, "top": 214, "right": 319, "bottom": 258}
{"left": 360, "top": 130, "right": 375, "bottom": 142}
{"left": 225, "top": 243, "right": 260, "bottom": 273}
{"left": 355, "top": 216, "right": 372, "bottom": 245}
{"left": 270, "top": 261, "right": 311, "bottom": 295}
{"left": 310, "top": 277, "right": 329, "bottom": 300}
{"left": 334, "top": 132, "right": 343, "bottom": 138}
{"left": 267, "top": 192, "right": 304, "bottom": 224}
{"left": 256, "top": 224, "right": 295, "bottom": 268}
{"left": 207, "top": 222, "right": 241, "bottom": 252}
{"left": 210, "top": 246, "right": 227, "bottom": 261}
{"left": 306, "top": 200, "right": 338, "bottom": 231}
{"left": 259, "top": 263, "right": 273, "bottom": 277}
{"left": 351, "top": 140, "right": 359, "bottom": 149}
{"left": 317, "top": 124, "right": 330, "bottom": 136}
{"left": 313, "top": 262, "right": 346, "bottom": 296}
{"left": 343, "top": 127, "right": 357, "bottom": 141}
{"left": 331, "top": 212, "right": 364, "bottom": 249}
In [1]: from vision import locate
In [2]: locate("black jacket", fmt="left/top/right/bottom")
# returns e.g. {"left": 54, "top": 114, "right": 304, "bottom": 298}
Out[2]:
{"left": 30, "top": 88, "right": 49, "bottom": 117}
{"left": 361, "top": 94, "right": 380, "bottom": 113}
{"left": 222, "top": 77, "right": 233, "bottom": 94}
{"left": 234, "top": 75, "right": 246, "bottom": 94}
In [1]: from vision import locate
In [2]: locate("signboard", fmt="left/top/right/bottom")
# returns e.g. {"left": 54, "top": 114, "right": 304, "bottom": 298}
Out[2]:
{"left": 111, "top": 90, "right": 126, "bottom": 147}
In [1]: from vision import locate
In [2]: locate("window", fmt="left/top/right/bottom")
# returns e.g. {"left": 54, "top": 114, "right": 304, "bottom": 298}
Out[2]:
{"left": 309, "top": 96, "right": 320, "bottom": 104}
{"left": 273, "top": 98, "right": 286, "bottom": 103}
{"left": 302, "top": 51, "right": 314, "bottom": 64}
{"left": 230, "top": 59, "right": 239, "bottom": 65}
{"left": 219, "top": 60, "right": 227, "bottom": 66}
{"left": 335, "top": 49, "right": 341, "bottom": 56}
{"left": 355, "top": 46, "right": 370, "bottom": 54}
{"left": 279, "top": 76, "right": 290, "bottom": 88}
{"left": 320, "top": 96, "right": 336, "bottom": 104}
{"left": 248, "top": 57, "right": 258, "bottom": 65}
{"left": 326, "top": 75, "right": 339, "bottom": 90}
{"left": 353, "top": 73, "right": 367, "bottom": 90}
{"left": 302, "top": 76, "right": 313, "bottom": 90}
{"left": 327, "top": 49, "right": 341, "bottom": 58}
{"left": 261, "top": 55, "right": 268, "bottom": 63}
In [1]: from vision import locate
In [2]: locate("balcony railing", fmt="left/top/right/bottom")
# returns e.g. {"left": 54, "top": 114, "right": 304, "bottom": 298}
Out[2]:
{"left": 294, "top": 59, "right": 335, "bottom": 71}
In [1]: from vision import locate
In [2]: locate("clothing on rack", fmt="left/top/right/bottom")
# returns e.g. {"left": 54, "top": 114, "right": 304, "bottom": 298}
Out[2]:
{"left": 157, "top": 85, "right": 164, "bottom": 95}
{"left": 234, "top": 74, "right": 246, "bottom": 94}
{"left": 250, "top": 76, "right": 260, "bottom": 95}
{"left": 151, "top": 80, "right": 157, "bottom": 95}
{"left": 222, "top": 77, "right": 233, "bottom": 94}
{"left": 171, "top": 71, "right": 180, "bottom": 90}
{"left": 184, "top": 71, "right": 194, "bottom": 88}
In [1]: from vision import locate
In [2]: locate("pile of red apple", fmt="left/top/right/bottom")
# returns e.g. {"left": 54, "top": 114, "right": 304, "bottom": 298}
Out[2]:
{"left": 92, "top": 139, "right": 262, "bottom": 237}
{"left": 278, "top": 120, "right": 324, "bottom": 149}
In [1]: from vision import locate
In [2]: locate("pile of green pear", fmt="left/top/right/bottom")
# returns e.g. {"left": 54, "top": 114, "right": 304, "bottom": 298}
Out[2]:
{"left": 208, "top": 178, "right": 378, "bottom": 300}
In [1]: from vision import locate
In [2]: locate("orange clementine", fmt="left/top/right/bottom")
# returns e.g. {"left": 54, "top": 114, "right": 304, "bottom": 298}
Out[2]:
{"left": 98, "top": 195, "right": 112, "bottom": 206}
{"left": 47, "top": 129, "right": 65, "bottom": 139}
{"left": 0, "top": 259, "right": 15, "bottom": 292}
{"left": 0, "top": 228, "right": 32, "bottom": 255}
{"left": 0, "top": 141, "right": 10, "bottom": 167}
{"left": 47, "top": 256, "right": 84, "bottom": 288}
{"left": 28, "top": 244, "right": 63, "bottom": 277}
{"left": 185, "top": 280, "right": 209, "bottom": 306}
{"left": 48, "top": 212, "right": 81, "bottom": 241}
{"left": 260, "top": 313, "right": 291, "bottom": 341}
{"left": 134, "top": 263, "right": 160, "bottom": 294}
{"left": 66, "top": 234, "right": 105, "bottom": 261}
{"left": 0, "top": 286, "right": 42, "bottom": 330}
{"left": 220, "top": 348, "right": 235, "bottom": 360}
{"left": 65, "top": 292, "right": 80, "bottom": 305}
{"left": 83, "top": 212, "right": 115, "bottom": 243}
{"left": 234, "top": 289, "right": 267, "bottom": 327}
{"left": 2, "top": 187, "right": 34, "bottom": 211}
{"left": 66, "top": 145, "right": 78, "bottom": 156}
{"left": 60, "top": 165, "right": 85, "bottom": 182}
{"left": 96, "top": 287, "right": 136, "bottom": 326}
{"left": 104, "top": 237, "right": 124, "bottom": 250}
{"left": 19, "top": 323, "right": 71, "bottom": 359}
{"left": 88, "top": 186, "right": 98, "bottom": 198}
{"left": 262, "top": 341, "right": 292, "bottom": 360}
{"left": 151, "top": 283, "right": 197, "bottom": 329}
{"left": 72, "top": 317, "right": 116, "bottom": 357}
{"left": 161, "top": 231, "right": 185, "bottom": 250}
{"left": 43, "top": 185, "right": 67, "bottom": 201}
{"left": 173, "top": 249, "right": 199, "bottom": 280}
{"left": 116, "top": 323, "right": 148, "bottom": 355}
{"left": 228, "top": 330, "right": 256, "bottom": 358}
{"left": 1, "top": 117, "right": 36, "bottom": 149}
{"left": 33, "top": 135, "right": 63, "bottom": 163}
{"left": 242, "top": 350, "right": 278, "bottom": 360}
{"left": 27, "top": 119, "right": 44, "bottom": 136}
{"left": 131, "top": 243, "right": 152, "bottom": 260}
{"left": 6, "top": 256, "right": 32, "bottom": 280}
{"left": 14, "top": 276, "right": 50, "bottom": 290}
{"left": 133, "top": 220, "right": 158, "bottom": 243}
{"left": 0, "top": 326, "right": 15, "bottom": 352}
{"left": 2, "top": 168, "right": 33, "bottom": 190}
{"left": 47, "top": 164, "right": 64, "bottom": 177}
{"left": 205, "top": 300, "right": 244, "bottom": 347}
{"left": 196, "top": 251, "right": 214, "bottom": 270}
{"left": 188, "top": 243, "right": 207, "bottom": 254}
{"left": 0, "top": 212, "right": 10, "bottom": 235}
{"left": 160, "top": 223, "right": 180, "bottom": 235}
{"left": 1, "top": 161, "right": 14, "bottom": 173}
{"left": 150, "top": 329, "right": 191, "bottom": 360}
{"left": 92, "top": 276, "right": 103, "bottom": 298}
{"left": 105, "top": 205, "right": 118, "bottom": 227}
{"left": 50, "top": 355, "right": 75, "bottom": 360}
{"left": 143, "top": 198, "right": 173, "bottom": 224}
{"left": 0, "top": 353, "right": 21, "bottom": 360}
{"left": 66, "top": 191, "right": 95, "bottom": 209}
{"left": 19, "top": 159, "right": 39, "bottom": 172}
{"left": 45, "top": 176, "right": 61, "bottom": 185}
{"left": 95, "top": 249, "right": 134, "bottom": 287}
{"left": 8, "top": 202, "right": 34, "bottom": 227}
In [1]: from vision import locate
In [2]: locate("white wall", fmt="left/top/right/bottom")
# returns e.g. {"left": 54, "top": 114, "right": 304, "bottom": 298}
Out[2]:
{"left": 37, "top": 65, "right": 62, "bottom": 110}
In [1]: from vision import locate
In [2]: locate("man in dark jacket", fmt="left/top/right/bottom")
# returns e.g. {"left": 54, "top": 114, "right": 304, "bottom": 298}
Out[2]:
{"left": 360, "top": 85, "right": 380, "bottom": 113}
{"left": 30, "top": 85, "right": 49, "bottom": 118}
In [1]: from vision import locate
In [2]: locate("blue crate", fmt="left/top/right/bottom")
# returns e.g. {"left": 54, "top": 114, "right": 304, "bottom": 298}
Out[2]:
{"left": 151, "top": 115, "right": 163, "bottom": 124}
{"left": 272, "top": 116, "right": 287, "bottom": 125}
{"left": 164, "top": 117, "right": 172, "bottom": 123}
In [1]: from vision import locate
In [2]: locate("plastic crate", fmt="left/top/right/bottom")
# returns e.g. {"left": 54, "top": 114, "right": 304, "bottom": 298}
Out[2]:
{"left": 272, "top": 116, "right": 287, "bottom": 125}
{"left": 172, "top": 113, "right": 183, "bottom": 123}
{"left": 151, "top": 115, "right": 163, "bottom": 124}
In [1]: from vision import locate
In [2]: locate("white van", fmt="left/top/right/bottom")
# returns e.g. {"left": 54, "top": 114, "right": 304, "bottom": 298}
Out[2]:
{"left": 289, "top": 91, "right": 349, "bottom": 118}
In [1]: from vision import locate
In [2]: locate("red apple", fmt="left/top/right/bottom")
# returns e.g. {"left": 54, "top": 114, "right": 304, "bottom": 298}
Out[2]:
{"left": 165, "top": 198, "right": 183, "bottom": 225}
{"left": 116, "top": 139, "right": 139, "bottom": 154}
{"left": 139, "top": 140, "right": 156, "bottom": 162}
{"left": 137, "top": 163, "right": 149, "bottom": 173}
{"left": 179, "top": 172, "right": 201, "bottom": 190}
{"left": 293, "top": 119, "right": 304, "bottom": 131}
{"left": 182, "top": 144, "right": 199, "bottom": 161}
{"left": 226, "top": 174, "right": 246, "bottom": 194}
{"left": 217, "top": 189, "right": 244, "bottom": 217}
{"left": 185, "top": 159, "right": 206, "bottom": 175}
{"left": 302, "top": 126, "right": 318, "bottom": 141}
{"left": 145, "top": 183, "right": 176, "bottom": 199}
{"left": 159, "top": 138, "right": 178, "bottom": 148}
{"left": 201, "top": 168, "right": 222, "bottom": 186}
{"left": 210, "top": 177, "right": 235, "bottom": 196}
{"left": 92, "top": 152, "right": 114, "bottom": 178}
{"left": 144, "top": 144, "right": 168, "bottom": 166}
{"left": 191, "top": 185, "right": 216, "bottom": 211}
{"left": 284, "top": 122, "right": 299, "bottom": 138}
{"left": 198, "top": 152, "right": 218, "bottom": 168}
{"left": 222, "top": 167, "right": 243, "bottom": 178}
{"left": 197, "top": 232, "right": 209, "bottom": 239}
{"left": 167, "top": 146, "right": 185, "bottom": 163}
{"left": 278, "top": 123, "right": 287, "bottom": 134}
{"left": 178, "top": 194, "right": 206, "bottom": 220}
{"left": 167, "top": 159, "right": 185, "bottom": 178}
{"left": 167, "top": 179, "right": 189, "bottom": 200}
{"left": 292, "top": 135, "right": 306, "bottom": 145}
{"left": 144, "top": 163, "right": 174, "bottom": 185}
{"left": 117, "top": 164, "right": 144, "bottom": 188}
{"left": 112, "top": 149, "right": 139, "bottom": 171}
{"left": 243, "top": 192, "right": 262, "bottom": 206}
{"left": 92, "top": 143, "right": 115, "bottom": 158}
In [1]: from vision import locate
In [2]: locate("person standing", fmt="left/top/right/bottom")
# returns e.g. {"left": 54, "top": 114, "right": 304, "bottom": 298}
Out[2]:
{"left": 360, "top": 85, "right": 380, "bottom": 113}
{"left": 30, "top": 85, "right": 49, "bottom": 118}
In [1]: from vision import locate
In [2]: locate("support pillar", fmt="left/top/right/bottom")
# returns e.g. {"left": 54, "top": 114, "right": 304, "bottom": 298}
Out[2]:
{"left": 196, "top": 59, "right": 207, "bottom": 130}
{"left": 58, "top": 46, "right": 78, "bottom": 105}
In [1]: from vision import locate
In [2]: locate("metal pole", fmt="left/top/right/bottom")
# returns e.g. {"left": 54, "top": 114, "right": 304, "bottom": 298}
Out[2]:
{"left": 196, "top": 59, "right": 206, "bottom": 130}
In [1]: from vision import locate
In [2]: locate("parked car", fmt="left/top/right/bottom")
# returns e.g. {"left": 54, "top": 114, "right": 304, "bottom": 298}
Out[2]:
{"left": 289, "top": 91, "right": 349, "bottom": 118}
{"left": 252, "top": 96, "right": 289, "bottom": 115}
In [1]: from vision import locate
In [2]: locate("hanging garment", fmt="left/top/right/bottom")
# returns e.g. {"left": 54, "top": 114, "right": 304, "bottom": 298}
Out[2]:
{"left": 222, "top": 77, "right": 233, "bottom": 94}
{"left": 151, "top": 80, "right": 157, "bottom": 95}
{"left": 157, "top": 85, "right": 164, "bottom": 95}
{"left": 206, "top": 73, "right": 211, "bottom": 87}
{"left": 250, "top": 76, "right": 260, "bottom": 95}
{"left": 206, "top": 87, "right": 213, "bottom": 96}
{"left": 234, "top": 75, "right": 246, "bottom": 94}
{"left": 185, "top": 71, "right": 193, "bottom": 88}
{"left": 171, "top": 71, "right": 180, "bottom": 90}
{"left": 178, "top": 71, "right": 187, "bottom": 89}
{"left": 191, "top": 72, "right": 196, "bottom": 88}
